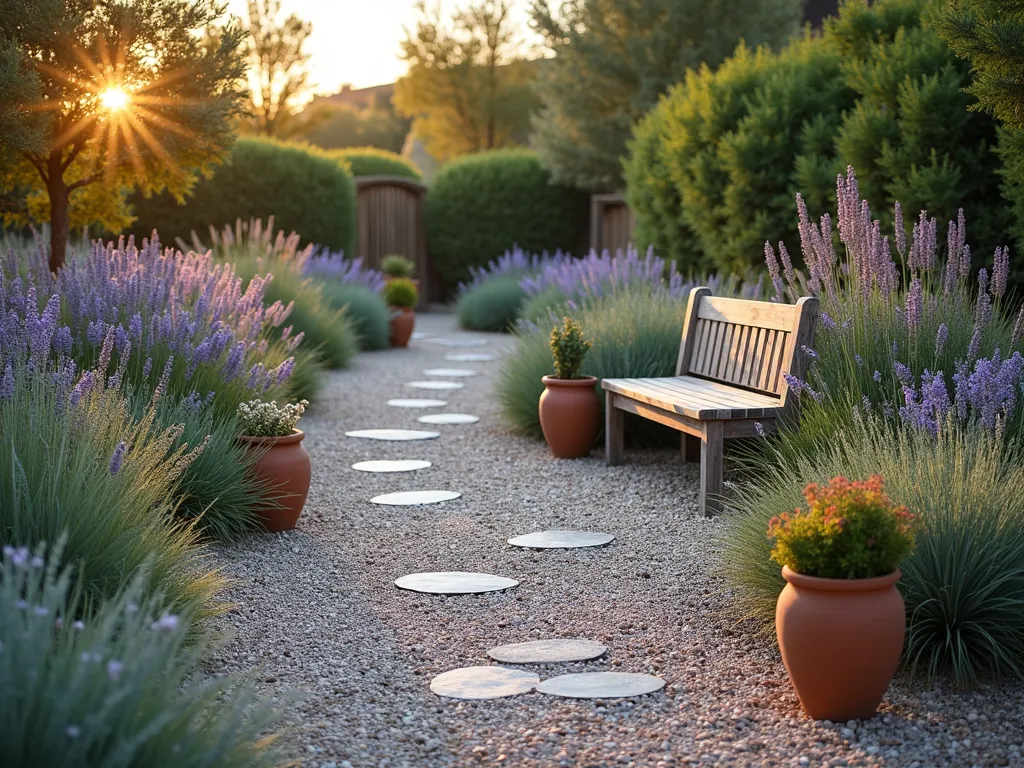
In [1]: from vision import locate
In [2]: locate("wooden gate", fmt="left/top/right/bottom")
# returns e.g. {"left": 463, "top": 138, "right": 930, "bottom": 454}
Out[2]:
{"left": 589, "top": 192, "right": 636, "bottom": 254}
{"left": 354, "top": 176, "right": 431, "bottom": 305}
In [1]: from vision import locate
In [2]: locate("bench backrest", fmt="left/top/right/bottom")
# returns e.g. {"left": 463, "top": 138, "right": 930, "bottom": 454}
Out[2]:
{"left": 676, "top": 287, "right": 819, "bottom": 408}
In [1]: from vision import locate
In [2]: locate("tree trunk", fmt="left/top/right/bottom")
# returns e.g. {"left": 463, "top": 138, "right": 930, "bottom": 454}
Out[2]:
{"left": 46, "top": 153, "right": 69, "bottom": 274}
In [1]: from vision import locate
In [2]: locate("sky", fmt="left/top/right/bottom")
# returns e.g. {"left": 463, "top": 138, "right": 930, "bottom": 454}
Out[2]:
{"left": 227, "top": 0, "right": 540, "bottom": 97}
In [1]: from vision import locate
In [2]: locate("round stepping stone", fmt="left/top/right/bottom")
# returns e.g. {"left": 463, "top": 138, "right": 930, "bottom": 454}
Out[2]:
{"left": 387, "top": 398, "right": 447, "bottom": 408}
{"left": 345, "top": 429, "right": 440, "bottom": 441}
{"left": 487, "top": 639, "right": 608, "bottom": 664}
{"left": 507, "top": 531, "right": 615, "bottom": 549}
{"left": 371, "top": 490, "right": 461, "bottom": 506}
{"left": 352, "top": 460, "right": 432, "bottom": 473}
{"left": 395, "top": 571, "right": 519, "bottom": 595}
{"left": 405, "top": 381, "right": 464, "bottom": 390}
{"left": 411, "top": 332, "right": 431, "bottom": 340}
{"left": 430, "top": 666, "right": 539, "bottom": 700}
{"left": 428, "top": 338, "right": 488, "bottom": 347}
{"left": 445, "top": 353, "right": 496, "bottom": 362}
{"left": 537, "top": 672, "right": 665, "bottom": 699}
{"left": 417, "top": 413, "right": 479, "bottom": 425}
{"left": 423, "top": 368, "right": 478, "bottom": 378}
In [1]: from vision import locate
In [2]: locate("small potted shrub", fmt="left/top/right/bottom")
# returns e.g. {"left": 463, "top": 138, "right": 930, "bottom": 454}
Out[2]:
{"left": 769, "top": 475, "right": 917, "bottom": 721}
{"left": 237, "top": 398, "right": 311, "bottom": 532}
{"left": 381, "top": 254, "right": 417, "bottom": 289}
{"left": 385, "top": 278, "right": 418, "bottom": 348}
{"left": 538, "top": 316, "right": 600, "bottom": 458}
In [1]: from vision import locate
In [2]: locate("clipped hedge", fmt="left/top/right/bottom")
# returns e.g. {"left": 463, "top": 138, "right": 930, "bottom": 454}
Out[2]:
{"left": 426, "top": 149, "right": 588, "bottom": 294}
{"left": 132, "top": 137, "right": 357, "bottom": 254}
{"left": 328, "top": 146, "right": 422, "bottom": 179}
{"left": 456, "top": 275, "right": 527, "bottom": 332}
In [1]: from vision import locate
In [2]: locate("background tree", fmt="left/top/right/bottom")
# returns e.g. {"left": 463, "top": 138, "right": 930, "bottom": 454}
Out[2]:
{"left": 394, "top": 0, "right": 540, "bottom": 161}
{"left": 297, "top": 97, "right": 411, "bottom": 152}
{"left": 936, "top": 0, "right": 1024, "bottom": 130}
{"left": 0, "top": 0, "right": 247, "bottom": 271}
{"left": 242, "top": 0, "right": 312, "bottom": 138}
{"left": 529, "top": 0, "right": 805, "bottom": 191}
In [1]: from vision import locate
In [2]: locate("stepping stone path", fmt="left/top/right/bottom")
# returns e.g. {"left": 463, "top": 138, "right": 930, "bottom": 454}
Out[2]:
{"left": 352, "top": 460, "right": 431, "bottom": 473}
{"left": 345, "top": 429, "right": 440, "bottom": 441}
{"left": 417, "top": 413, "right": 479, "bottom": 425}
{"left": 405, "top": 381, "right": 464, "bottom": 391}
{"left": 387, "top": 398, "right": 447, "bottom": 408}
{"left": 537, "top": 672, "right": 665, "bottom": 699}
{"left": 487, "top": 639, "right": 608, "bottom": 664}
{"left": 430, "top": 666, "right": 539, "bottom": 700}
{"left": 427, "top": 338, "right": 488, "bottom": 347}
{"left": 371, "top": 490, "right": 461, "bottom": 506}
{"left": 445, "top": 353, "right": 496, "bottom": 362}
{"left": 507, "top": 530, "right": 615, "bottom": 549}
{"left": 395, "top": 572, "right": 519, "bottom": 595}
{"left": 411, "top": 332, "right": 431, "bottom": 341}
{"left": 423, "top": 368, "right": 478, "bottom": 378}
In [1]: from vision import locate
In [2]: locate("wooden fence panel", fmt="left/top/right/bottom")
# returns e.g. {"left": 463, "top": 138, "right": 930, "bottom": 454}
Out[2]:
{"left": 589, "top": 193, "right": 636, "bottom": 254}
{"left": 354, "top": 176, "right": 432, "bottom": 306}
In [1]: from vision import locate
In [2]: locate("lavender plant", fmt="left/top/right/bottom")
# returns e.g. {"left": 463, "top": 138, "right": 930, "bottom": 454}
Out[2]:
{"left": 457, "top": 245, "right": 572, "bottom": 294}
{"left": 0, "top": 543, "right": 282, "bottom": 767}
{"left": 764, "top": 167, "right": 1024, "bottom": 458}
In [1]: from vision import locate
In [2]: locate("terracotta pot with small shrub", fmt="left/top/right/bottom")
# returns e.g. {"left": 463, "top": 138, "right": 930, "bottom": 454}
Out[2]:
{"left": 385, "top": 278, "right": 418, "bottom": 348}
{"left": 381, "top": 254, "right": 419, "bottom": 292}
{"left": 236, "top": 398, "right": 311, "bottom": 532}
{"left": 769, "top": 475, "right": 917, "bottom": 721}
{"left": 538, "top": 316, "right": 600, "bottom": 458}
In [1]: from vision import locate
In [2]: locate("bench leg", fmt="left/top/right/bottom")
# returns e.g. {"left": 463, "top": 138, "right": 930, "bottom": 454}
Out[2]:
{"left": 605, "top": 394, "right": 624, "bottom": 465}
{"left": 682, "top": 434, "right": 701, "bottom": 463}
{"left": 699, "top": 422, "right": 724, "bottom": 517}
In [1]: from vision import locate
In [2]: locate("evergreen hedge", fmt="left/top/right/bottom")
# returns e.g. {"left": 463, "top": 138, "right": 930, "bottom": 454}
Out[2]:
{"left": 131, "top": 137, "right": 357, "bottom": 254}
{"left": 425, "top": 149, "right": 588, "bottom": 294}
{"left": 328, "top": 147, "right": 421, "bottom": 179}
{"left": 626, "top": 0, "right": 1016, "bottom": 274}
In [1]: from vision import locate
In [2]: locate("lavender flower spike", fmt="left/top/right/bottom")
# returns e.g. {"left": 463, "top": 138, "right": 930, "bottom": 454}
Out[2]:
{"left": 109, "top": 441, "right": 126, "bottom": 475}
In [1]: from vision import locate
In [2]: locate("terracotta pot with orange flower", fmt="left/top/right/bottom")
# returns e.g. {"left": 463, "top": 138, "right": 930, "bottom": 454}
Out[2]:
{"left": 768, "top": 475, "right": 916, "bottom": 722}
{"left": 237, "top": 398, "right": 311, "bottom": 532}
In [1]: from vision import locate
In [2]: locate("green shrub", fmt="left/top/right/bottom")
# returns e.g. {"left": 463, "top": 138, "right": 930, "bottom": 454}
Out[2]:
{"left": 131, "top": 137, "right": 357, "bottom": 255}
{"left": 0, "top": 545, "right": 282, "bottom": 767}
{"left": 456, "top": 276, "right": 527, "bottom": 332}
{"left": 0, "top": 367, "right": 222, "bottom": 616}
{"left": 426, "top": 149, "right": 588, "bottom": 294}
{"left": 549, "top": 316, "right": 591, "bottom": 379}
{"left": 384, "top": 278, "right": 418, "bottom": 308}
{"left": 720, "top": 417, "right": 1024, "bottom": 685}
{"left": 328, "top": 146, "right": 421, "bottom": 179}
{"left": 381, "top": 254, "right": 415, "bottom": 278}
{"left": 628, "top": 0, "right": 1017, "bottom": 274}
{"left": 237, "top": 398, "right": 308, "bottom": 437}
{"left": 319, "top": 282, "right": 390, "bottom": 350}
{"left": 519, "top": 285, "right": 568, "bottom": 324}
{"left": 498, "top": 286, "right": 687, "bottom": 436}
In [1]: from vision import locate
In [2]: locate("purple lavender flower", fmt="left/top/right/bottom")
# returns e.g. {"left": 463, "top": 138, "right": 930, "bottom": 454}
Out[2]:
{"left": 905, "top": 277, "right": 923, "bottom": 336}
{"left": 151, "top": 613, "right": 179, "bottom": 632}
{"left": 107, "top": 659, "right": 124, "bottom": 681}
{"left": 935, "top": 323, "right": 949, "bottom": 357}
{"left": 992, "top": 246, "right": 1009, "bottom": 298}
{"left": 0, "top": 363, "right": 14, "bottom": 400}
{"left": 109, "top": 441, "right": 126, "bottom": 475}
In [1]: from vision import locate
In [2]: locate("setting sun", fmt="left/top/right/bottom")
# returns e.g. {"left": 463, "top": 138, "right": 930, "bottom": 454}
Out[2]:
{"left": 99, "top": 87, "right": 130, "bottom": 110}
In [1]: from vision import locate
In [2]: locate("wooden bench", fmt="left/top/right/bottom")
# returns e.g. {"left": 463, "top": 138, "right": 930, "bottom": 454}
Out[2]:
{"left": 602, "top": 287, "right": 819, "bottom": 517}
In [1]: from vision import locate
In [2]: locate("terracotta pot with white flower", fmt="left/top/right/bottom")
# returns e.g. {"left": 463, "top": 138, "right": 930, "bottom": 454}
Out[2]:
{"left": 769, "top": 475, "right": 916, "bottom": 722}
{"left": 236, "top": 398, "right": 311, "bottom": 532}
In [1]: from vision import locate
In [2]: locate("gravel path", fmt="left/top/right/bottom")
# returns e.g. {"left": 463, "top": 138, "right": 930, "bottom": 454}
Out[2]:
{"left": 211, "top": 313, "right": 1024, "bottom": 768}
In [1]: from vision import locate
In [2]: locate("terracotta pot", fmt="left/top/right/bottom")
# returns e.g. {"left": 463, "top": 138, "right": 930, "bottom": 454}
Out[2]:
{"left": 776, "top": 566, "right": 905, "bottom": 721}
{"left": 538, "top": 375, "right": 601, "bottom": 458}
{"left": 389, "top": 307, "right": 415, "bottom": 347}
{"left": 237, "top": 429, "right": 311, "bottom": 532}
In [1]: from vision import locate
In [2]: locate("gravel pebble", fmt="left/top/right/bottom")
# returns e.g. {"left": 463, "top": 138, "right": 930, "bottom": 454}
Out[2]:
{"left": 209, "top": 313, "right": 1024, "bottom": 767}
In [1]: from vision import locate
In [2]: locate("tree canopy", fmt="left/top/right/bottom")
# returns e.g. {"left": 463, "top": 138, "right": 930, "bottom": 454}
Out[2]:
{"left": 529, "top": 0, "right": 804, "bottom": 191}
{"left": 0, "top": 0, "right": 247, "bottom": 270}
{"left": 394, "top": 0, "right": 539, "bottom": 161}
{"left": 242, "top": 0, "right": 312, "bottom": 137}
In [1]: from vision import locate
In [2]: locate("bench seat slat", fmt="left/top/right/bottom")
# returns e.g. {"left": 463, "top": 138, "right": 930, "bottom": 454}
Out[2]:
{"left": 602, "top": 376, "right": 782, "bottom": 420}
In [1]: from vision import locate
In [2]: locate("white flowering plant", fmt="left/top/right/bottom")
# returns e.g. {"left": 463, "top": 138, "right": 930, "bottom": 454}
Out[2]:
{"left": 0, "top": 542, "right": 282, "bottom": 767}
{"left": 237, "top": 398, "right": 308, "bottom": 437}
